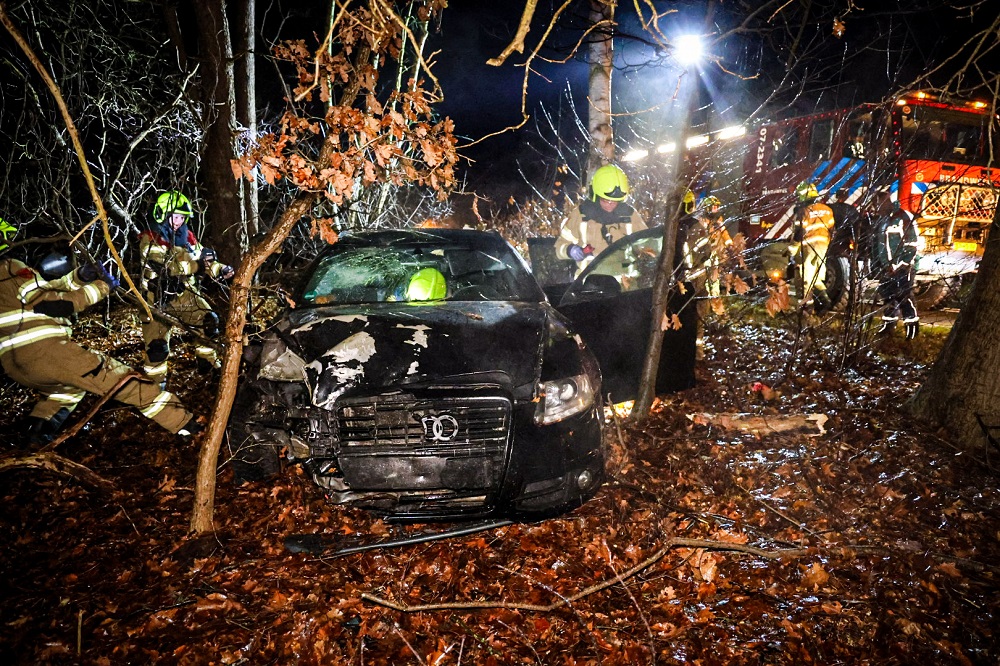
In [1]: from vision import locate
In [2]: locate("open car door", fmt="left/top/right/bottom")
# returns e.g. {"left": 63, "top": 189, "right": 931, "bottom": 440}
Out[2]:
{"left": 553, "top": 226, "right": 697, "bottom": 403}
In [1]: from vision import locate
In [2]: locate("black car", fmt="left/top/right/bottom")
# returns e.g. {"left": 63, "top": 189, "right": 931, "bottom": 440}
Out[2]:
{"left": 228, "top": 229, "right": 606, "bottom": 520}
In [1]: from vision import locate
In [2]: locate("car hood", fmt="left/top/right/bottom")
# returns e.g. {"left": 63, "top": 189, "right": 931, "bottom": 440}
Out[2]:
{"left": 268, "top": 302, "right": 551, "bottom": 409}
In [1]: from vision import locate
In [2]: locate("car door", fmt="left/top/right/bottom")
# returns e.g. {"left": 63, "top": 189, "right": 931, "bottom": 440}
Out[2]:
{"left": 554, "top": 227, "right": 697, "bottom": 403}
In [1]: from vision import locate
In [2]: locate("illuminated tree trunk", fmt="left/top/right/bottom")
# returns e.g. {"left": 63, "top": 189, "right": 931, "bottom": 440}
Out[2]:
{"left": 588, "top": 0, "right": 615, "bottom": 173}
{"left": 193, "top": 0, "right": 243, "bottom": 261}
{"left": 908, "top": 205, "right": 1000, "bottom": 454}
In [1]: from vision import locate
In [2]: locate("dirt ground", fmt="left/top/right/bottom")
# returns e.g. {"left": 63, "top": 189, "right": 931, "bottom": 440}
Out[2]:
{"left": 1, "top": 306, "right": 997, "bottom": 665}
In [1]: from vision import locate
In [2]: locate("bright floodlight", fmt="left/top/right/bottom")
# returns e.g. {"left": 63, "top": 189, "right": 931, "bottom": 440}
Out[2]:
{"left": 623, "top": 148, "right": 649, "bottom": 162}
{"left": 674, "top": 34, "right": 704, "bottom": 66}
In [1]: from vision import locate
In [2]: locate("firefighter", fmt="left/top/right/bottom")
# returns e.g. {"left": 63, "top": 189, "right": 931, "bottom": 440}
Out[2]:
{"left": 0, "top": 216, "right": 200, "bottom": 445}
{"left": 788, "top": 181, "right": 836, "bottom": 313}
{"left": 682, "top": 194, "right": 733, "bottom": 357}
{"left": 555, "top": 164, "right": 646, "bottom": 276}
{"left": 138, "top": 191, "right": 234, "bottom": 385}
{"left": 871, "top": 194, "right": 919, "bottom": 339}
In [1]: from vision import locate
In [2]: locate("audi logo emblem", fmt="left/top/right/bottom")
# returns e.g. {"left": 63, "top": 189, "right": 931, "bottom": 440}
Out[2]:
{"left": 421, "top": 413, "right": 460, "bottom": 442}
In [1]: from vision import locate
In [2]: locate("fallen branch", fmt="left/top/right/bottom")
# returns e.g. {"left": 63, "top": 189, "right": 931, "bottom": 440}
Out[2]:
{"left": 361, "top": 537, "right": 810, "bottom": 613}
{"left": 0, "top": 452, "right": 113, "bottom": 491}
{"left": 688, "top": 412, "right": 829, "bottom": 436}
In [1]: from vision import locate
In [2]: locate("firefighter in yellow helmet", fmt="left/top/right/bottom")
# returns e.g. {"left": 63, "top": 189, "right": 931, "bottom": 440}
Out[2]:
{"left": 788, "top": 181, "right": 835, "bottom": 313}
{"left": 138, "top": 191, "right": 234, "bottom": 385}
{"left": 555, "top": 164, "right": 646, "bottom": 276}
{"left": 0, "top": 216, "right": 200, "bottom": 445}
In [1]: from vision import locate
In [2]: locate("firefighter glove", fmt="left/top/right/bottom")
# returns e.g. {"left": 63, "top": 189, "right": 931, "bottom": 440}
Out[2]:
{"left": 905, "top": 320, "right": 919, "bottom": 340}
{"left": 567, "top": 244, "right": 586, "bottom": 261}
{"left": 220, "top": 265, "right": 235, "bottom": 279}
{"left": 76, "top": 262, "right": 101, "bottom": 283}
{"left": 95, "top": 263, "right": 120, "bottom": 289}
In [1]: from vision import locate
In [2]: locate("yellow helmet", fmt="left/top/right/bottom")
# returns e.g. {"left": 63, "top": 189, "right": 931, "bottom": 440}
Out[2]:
{"left": 795, "top": 181, "right": 819, "bottom": 202}
{"left": 682, "top": 190, "right": 696, "bottom": 215}
{"left": 699, "top": 195, "right": 722, "bottom": 214}
{"left": 152, "top": 191, "right": 194, "bottom": 224}
{"left": 590, "top": 164, "right": 630, "bottom": 202}
{"left": 407, "top": 267, "right": 447, "bottom": 301}
{"left": 0, "top": 216, "right": 17, "bottom": 253}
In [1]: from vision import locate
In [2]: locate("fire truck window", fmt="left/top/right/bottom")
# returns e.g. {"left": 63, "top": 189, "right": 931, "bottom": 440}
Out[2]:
{"left": 808, "top": 119, "right": 834, "bottom": 161}
{"left": 843, "top": 116, "right": 870, "bottom": 159}
{"left": 769, "top": 128, "right": 799, "bottom": 168}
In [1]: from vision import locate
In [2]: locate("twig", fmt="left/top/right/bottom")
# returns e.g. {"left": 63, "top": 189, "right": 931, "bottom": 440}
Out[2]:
{"left": 361, "top": 536, "right": 810, "bottom": 613}
{"left": 735, "top": 483, "right": 823, "bottom": 538}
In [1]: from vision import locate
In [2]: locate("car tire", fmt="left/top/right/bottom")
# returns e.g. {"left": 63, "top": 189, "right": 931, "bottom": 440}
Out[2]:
{"left": 914, "top": 278, "right": 958, "bottom": 310}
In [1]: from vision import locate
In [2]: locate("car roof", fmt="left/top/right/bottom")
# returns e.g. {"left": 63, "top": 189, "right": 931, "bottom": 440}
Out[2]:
{"left": 333, "top": 228, "right": 507, "bottom": 250}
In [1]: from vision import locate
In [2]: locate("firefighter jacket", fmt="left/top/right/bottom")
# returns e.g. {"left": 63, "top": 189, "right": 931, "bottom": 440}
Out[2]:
{"left": 555, "top": 199, "right": 646, "bottom": 271}
{"left": 138, "top": 222, "right": 229, "bottom": 301}
{"left": 788, "top": 202, "right": 835, "bottom": 256}
{"left": 0, "top": 259, "right": 110, "bottom": 359}
{"left": 871, "top": 209, "right": 918, "bottom": 273}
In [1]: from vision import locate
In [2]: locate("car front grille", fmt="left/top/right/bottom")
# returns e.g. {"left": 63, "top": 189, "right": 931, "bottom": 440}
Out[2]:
{"left": 333, "top": 393, "right": 512, "bottom": 495}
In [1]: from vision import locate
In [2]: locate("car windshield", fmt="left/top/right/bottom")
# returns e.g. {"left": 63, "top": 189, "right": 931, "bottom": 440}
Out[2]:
{"left": 300, "top": 233, "right": 545, "bottom": 305}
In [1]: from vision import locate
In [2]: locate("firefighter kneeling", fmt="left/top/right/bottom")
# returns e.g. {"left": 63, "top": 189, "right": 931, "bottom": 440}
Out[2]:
{"left": 0, "top": 216, "right": 200, "bottom": 445}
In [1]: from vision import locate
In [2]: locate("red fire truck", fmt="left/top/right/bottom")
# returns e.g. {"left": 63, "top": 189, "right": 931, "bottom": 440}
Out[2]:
{"left": 739, "top": 91, "right": 999, "bottom": 306}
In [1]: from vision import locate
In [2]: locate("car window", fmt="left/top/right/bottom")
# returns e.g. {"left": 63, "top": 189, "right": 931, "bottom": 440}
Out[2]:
{"left": 560, "top": 232, "right": 663, "bottom": 304}
{"left": 300, "top": 238, "right": 544, "bottom": 305}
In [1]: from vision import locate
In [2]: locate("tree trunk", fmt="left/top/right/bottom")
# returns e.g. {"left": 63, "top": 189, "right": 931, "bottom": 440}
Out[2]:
{"left": 233, "top": 0, "right": 258, "bottom": 243}
{"left": 193, "top": 0, "right": 244, "bottom": 263}
{"left": 587, "top": 0, "right": 615, "bottom": 174}
{"left": 632, "top": 71, "right": 698, "bottom": 417}
{"left": 189, "top": 42, "right": 373, "bottom": 534}
{"left": 907, "top": 204, "right": 1000, "bottom": 454}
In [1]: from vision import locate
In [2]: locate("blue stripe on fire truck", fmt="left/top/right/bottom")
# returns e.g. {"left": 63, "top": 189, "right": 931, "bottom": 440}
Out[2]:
{"left": 816, "top": 158, "right": 852, "bottom": 192}
{"left": 828, "top": 159, "right": 865, "bottom": 195}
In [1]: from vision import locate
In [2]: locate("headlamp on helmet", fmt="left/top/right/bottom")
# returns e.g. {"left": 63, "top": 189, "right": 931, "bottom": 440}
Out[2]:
{"left": 590, "top": 164, "right": 630, "bottom": 202}
{"left": 153, "top": 191, "right": 194, "bottom": 224}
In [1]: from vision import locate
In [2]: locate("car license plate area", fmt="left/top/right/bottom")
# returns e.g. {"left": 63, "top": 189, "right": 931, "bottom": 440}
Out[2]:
{"left": 335, "top": 393, "right": 511, "bottom": 493}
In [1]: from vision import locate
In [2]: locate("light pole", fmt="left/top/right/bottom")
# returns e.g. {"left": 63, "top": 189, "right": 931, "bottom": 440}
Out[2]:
{"left": 632, "top": 33, "right": 705, "bottom": 417}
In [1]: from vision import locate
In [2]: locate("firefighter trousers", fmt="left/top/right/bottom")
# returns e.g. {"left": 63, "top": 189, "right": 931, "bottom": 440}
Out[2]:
{"left": 142, "top": 288, "right": 219, "bottom": 380}
{"left": 1, "top": 337, "right": 193, "bottom": 434}
{"left": 801, "top": 243, "right": 829, "bottom": 298}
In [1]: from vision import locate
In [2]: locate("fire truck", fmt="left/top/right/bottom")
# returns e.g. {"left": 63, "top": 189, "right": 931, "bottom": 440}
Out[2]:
{"left": 738, "top": 91, "right": 1000, "bottom": 306}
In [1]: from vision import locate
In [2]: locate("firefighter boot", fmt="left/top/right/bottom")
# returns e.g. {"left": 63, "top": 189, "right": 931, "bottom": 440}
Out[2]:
{"left": 25, "top": 407, "right": 72, "bottom": 446}
{"left": 904, "top": 318, "right": 920, "bottom": 340}
{"left": 877, "top": 317, "right": 898, "bottom": 336}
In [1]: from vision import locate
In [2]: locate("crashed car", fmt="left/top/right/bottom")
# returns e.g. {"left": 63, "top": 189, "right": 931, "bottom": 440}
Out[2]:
{"left": 228, "top": 229, "right": 605, "bottom": 520}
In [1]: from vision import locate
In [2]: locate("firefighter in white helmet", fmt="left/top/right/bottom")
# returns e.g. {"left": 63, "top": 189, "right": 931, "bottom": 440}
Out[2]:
{"left": 0, "top": 216, "right": 200, "bottom": 445}
{"left": 138, "top": 191, "right": 234, "bottom": 385}
{"left": 787, "top": 181, "right": 835, "bottom": 313}
{"left": 556, "top": 165, "right": 646, "bottom": 276}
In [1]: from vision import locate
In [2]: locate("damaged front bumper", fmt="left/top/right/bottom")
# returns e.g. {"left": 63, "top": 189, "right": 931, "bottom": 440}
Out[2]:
{"left": 231, "top": 379, "right": 604, "bottom": 521}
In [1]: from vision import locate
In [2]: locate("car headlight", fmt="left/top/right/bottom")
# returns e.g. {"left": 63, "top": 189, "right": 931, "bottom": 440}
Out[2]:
{"left": 535, "top": 373, "right": 596, "bottom": 425}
